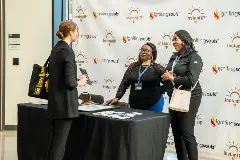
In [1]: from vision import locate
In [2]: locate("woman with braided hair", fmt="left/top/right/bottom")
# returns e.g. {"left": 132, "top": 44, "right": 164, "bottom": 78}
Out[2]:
{"left": 162, "top": 30, "right": 203, "bottom": 160}
{"left": 106, "top": 42, "right": 166, "bottom": 112}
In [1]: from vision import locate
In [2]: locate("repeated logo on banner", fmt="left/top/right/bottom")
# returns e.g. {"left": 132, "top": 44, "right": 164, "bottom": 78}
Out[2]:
{"left": 75, "top": 5, "right": 87, "bottom": 21}
{"left": 103, "top": 30, "right": 116, "bottom": 46}
{"left": 150, "top": 11, "right": 180, "bottom": 20}
{"left": 71, "top": 1, "right": 240, "bottom": 159}
{"left": 158, "top": 32, "right": 173, "bottom": 49}
{"left": 103, "top": 77, "right": 117, "bottom": 92}
{"left": 187, "top": 6, "right": 207, "bottom": 23}
{"left": 75, "top": 49, "right": 88, "bottom": 66}
{"left": 93, "top": 11, "right": 120, "bottom": 19}
{"left": 227, "top": 32, "right": 240, "bottom": 52}
{"left": 125, "top": 56, "right": 137, "bottom": 67}
{"left": 126, "top": 8, "right": 143, "bottom": 23}
{"left": 123, "top": 36, "right": 152, "bottom": 43}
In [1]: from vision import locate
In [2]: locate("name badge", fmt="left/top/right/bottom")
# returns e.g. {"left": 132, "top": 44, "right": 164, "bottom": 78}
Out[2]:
{"left": 135, "top": 83, "right": 142, "bottom": 90}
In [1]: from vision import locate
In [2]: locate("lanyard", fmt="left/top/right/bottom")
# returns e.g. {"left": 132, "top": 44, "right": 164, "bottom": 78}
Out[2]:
{"left": 171, "top": 55, "right": 181, "bottom": 72}
{"left": 138, "top": 63, "right": 151, "bottom": 83}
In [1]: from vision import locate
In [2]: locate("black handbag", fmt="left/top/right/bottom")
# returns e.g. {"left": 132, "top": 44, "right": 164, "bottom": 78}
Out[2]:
{"left": 28, "top": 57, "right": 50, "bottom": 100}
{"left": 78, "top": 92, "right": 104, "bottom": 104}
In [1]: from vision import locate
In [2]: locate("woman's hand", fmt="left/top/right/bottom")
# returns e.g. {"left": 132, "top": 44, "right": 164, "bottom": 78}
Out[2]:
{"left": 77, "top": 75, "right": 88, "bottom": 87}
{"left": 161, "top": 71, "right": 172, "bottom": 80}
{"left": 78, "top": 99, "right": 83, "bottom": 104}
{"left": 105, "top": 98, "right": 118, "bottom": 105}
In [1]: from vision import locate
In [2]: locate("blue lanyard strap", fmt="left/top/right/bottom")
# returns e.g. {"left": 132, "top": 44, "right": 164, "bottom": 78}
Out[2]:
{"left": 171, "top": 55, "right": 180, "bottom": 72}
{"left": 138, "top": 63, "right": 151, "bottom": 83}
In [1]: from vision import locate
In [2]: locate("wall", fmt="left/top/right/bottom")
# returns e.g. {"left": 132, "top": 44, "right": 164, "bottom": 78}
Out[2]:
{"left": 4, "top": 0, "right": 52, "bottom": 126}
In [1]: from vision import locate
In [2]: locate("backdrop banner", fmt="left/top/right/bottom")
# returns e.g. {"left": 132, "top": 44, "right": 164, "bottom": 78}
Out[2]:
{"left": 71, "top": 0, "right": 240, "bottom": 159}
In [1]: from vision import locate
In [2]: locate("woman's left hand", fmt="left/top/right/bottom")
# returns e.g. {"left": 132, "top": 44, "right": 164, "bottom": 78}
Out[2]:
{"left": 161, "top": 71, "right": 172, "bottom": 80}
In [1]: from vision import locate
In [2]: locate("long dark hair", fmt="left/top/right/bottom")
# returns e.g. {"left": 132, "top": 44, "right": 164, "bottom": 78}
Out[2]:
{"left": 175, "top": 30, "right": 196, "bottom": 54}
{"left": 128, "top": 42, "right": 157, "bottom": 70}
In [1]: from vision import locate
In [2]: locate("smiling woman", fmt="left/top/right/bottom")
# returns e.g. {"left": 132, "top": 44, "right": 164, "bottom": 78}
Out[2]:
{"left": 162, "top": 30, "right": 203, "bottom": 160}
{"left": 105, "top": 42, "right": 166, "bottom": 113}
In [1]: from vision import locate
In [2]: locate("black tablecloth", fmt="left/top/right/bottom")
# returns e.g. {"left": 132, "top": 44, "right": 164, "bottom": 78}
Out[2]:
{"left": 17, "top": 103, "right": 171, "bottom": 160}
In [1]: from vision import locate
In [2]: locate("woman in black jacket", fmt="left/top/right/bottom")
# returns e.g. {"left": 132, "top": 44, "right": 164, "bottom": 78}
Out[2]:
{"left": 106, "top": 42, "right": 166, "bottom": 112}
{"left": 161, "top": 30, "right": 203, "bottom": 160}
{"left": 47, "top": 20, "right": 88, "bottom": 160}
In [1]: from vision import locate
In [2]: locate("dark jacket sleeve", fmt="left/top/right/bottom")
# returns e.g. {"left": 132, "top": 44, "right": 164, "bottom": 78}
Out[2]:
{"left": 154, "top": 63, "right": 167, "bottom": 94}
{"left": 154, "top": 63, "right": 166, "bottom": 77}
{"left": 115, "top": 64, "right": 133, "bottom": 100}
{"left": 173, "top": 53, "right": 203, "bottom": 87}
{"left": 63, "top": 49, "right": 78, "bottom": 89}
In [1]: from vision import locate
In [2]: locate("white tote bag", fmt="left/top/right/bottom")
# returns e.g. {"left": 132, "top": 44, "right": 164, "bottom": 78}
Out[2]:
{"left": 169, "top": 81, "right": 198, "bottom": 112}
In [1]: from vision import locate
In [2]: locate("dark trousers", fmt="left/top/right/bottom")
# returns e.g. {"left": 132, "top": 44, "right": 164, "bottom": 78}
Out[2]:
{"left": 169, "top": 95, "right": 202, "bottom": 160}
{"left": 47, "top": 118, "right": 73, "bottom": 160}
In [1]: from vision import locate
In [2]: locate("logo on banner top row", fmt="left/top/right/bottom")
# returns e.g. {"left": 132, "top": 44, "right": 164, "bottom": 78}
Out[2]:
{"left": 75, "top": 5, "right": 88, "bottom": 21}
{"left": 187, "top": 6, "right": 207, "bottom": 23}
{"left": 214, "top": 9, "right": 240, "bottom": 20}
{"left": 75, "top": 5, "right": 240, "bottom": 23}
{"left": 93, "top": 11, "right": 120, "bottom": 19}
{"left": 149, "top": 11, "right": 180, "bottom": 20}
{"left": 126, "top": 8, "right": 143, "bottom": 23}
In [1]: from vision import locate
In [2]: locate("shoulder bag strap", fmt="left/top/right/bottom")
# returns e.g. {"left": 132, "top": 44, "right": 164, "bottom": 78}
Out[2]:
{"left": 43, "top": 56, "right": 50, "bottom": 67}
{"left": 190, "top": 79, "right": 199, "bottom": 92}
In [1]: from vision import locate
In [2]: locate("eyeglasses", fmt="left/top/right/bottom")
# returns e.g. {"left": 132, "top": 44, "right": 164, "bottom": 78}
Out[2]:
{"left": 139, "top": 48, "right": 152, "bottom": 53}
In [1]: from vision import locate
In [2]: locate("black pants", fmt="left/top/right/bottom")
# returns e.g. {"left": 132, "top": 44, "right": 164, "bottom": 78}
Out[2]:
{"left": 169, "top": 95, "right": 202, "bottom": 160}
{"left": 47, "top": 118, "right": 73, "bottom": 160}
